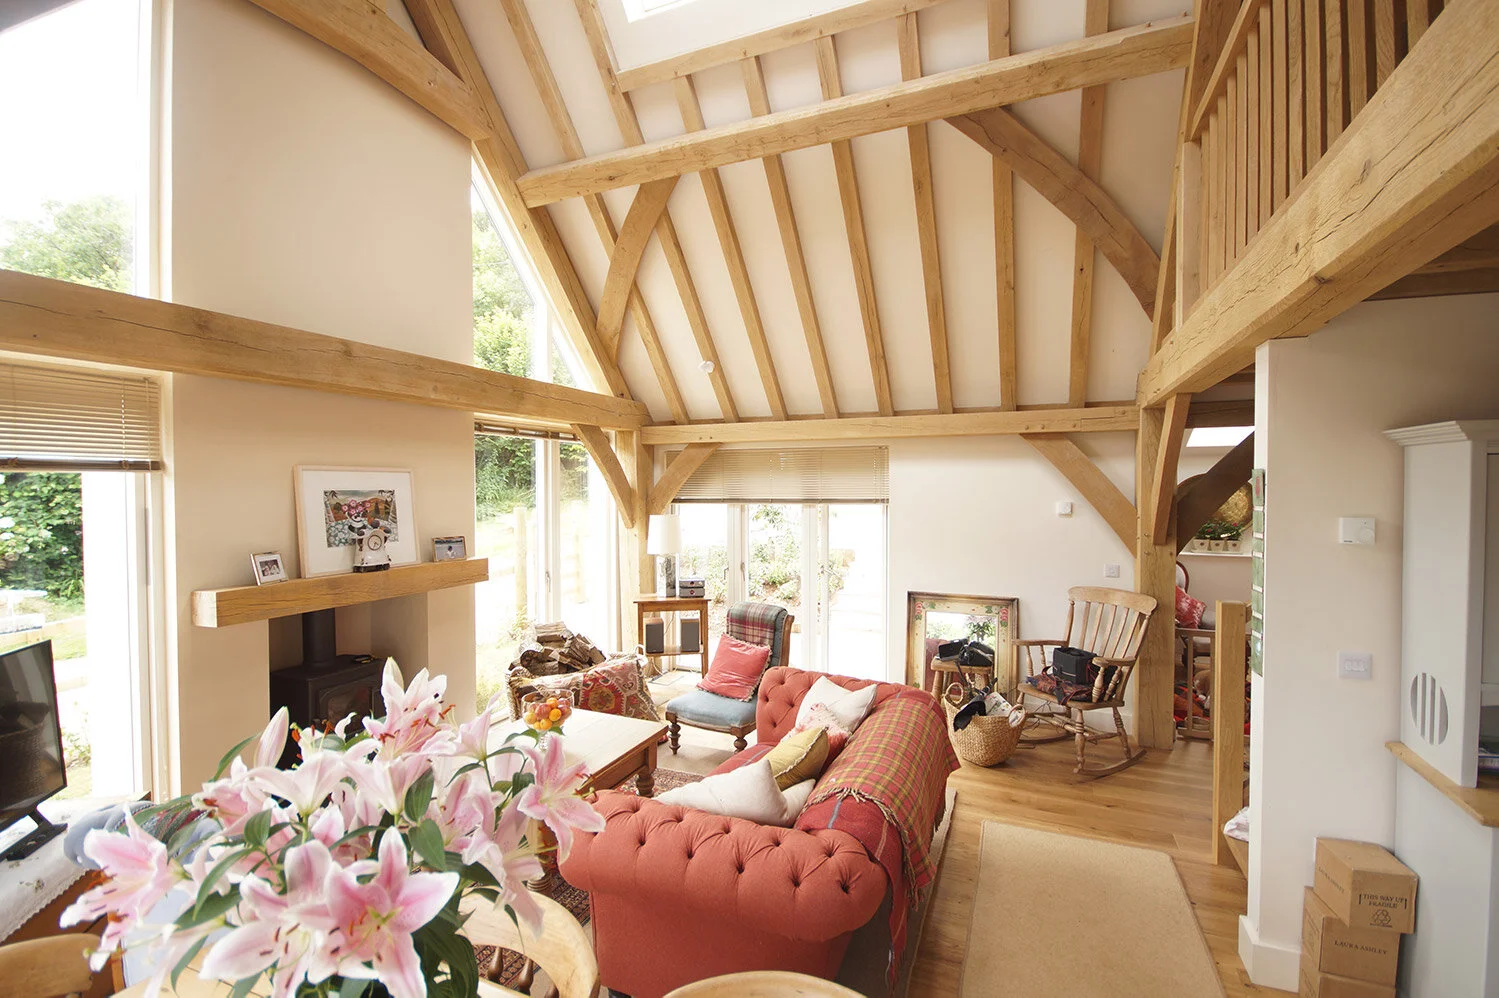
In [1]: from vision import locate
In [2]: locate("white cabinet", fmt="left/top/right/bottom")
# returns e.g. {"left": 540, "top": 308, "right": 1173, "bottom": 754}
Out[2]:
{"left": 1387, "top": 420, "right": 1499, "bottom": 788}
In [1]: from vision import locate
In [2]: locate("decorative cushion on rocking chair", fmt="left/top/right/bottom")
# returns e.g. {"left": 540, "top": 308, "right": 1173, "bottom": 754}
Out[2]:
{"left": 664, "top": 689, "right": 758, "bottom": 730}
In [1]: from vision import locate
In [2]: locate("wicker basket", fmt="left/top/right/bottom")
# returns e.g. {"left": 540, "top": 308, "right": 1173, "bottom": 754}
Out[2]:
{"left": 942, "top": 694, "right": 1024, "bottom": 767}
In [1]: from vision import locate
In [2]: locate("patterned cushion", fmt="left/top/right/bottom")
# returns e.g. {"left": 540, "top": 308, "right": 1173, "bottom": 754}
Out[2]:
{"left": 509, "top": 657, "right": 658, "bottom": 723}
{"left": 1175, "top": 586, "right": 1206, "bottom": 628}
{"left": 725, "top": 602, "right": 790, "bottom": 672}
{"left": 666, "top": 689, "right": 758, "bottom": 729}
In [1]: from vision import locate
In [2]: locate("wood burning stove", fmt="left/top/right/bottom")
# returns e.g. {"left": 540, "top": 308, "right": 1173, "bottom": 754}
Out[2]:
{"left": 269, "top": 608, "right": 384, "bottom": 765}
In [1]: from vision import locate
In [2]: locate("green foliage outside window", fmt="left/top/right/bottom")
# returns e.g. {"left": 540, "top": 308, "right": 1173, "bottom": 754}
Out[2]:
{"left": 0, "top": 472, "right": 84, "bottom": 608}
{"left": 0, "top": 195, "right": 132, "bottom": 292}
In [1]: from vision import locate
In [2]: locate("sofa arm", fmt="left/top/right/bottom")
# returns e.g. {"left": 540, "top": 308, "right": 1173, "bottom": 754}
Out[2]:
{"left": 559, "top": 792, "right": 887, "bottom": 942}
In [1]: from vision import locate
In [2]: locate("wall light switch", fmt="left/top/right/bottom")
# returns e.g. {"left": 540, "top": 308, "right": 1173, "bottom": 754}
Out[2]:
{"left": 1104, "top": 564, "right": 1120, "bottom": 579}
{"left": 1338, "top": 516, "right": 1376, "bottom": 545}
{"left": 1338, "top": 651, "right": 1373, "bottom": 680}
{"left": 1056, "top": 501, "right": 1074, "bottom": 517}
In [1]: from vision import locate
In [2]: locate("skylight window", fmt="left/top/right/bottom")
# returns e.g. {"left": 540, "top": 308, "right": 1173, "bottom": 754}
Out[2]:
{"left": 622, "top": 0, "right": 702, "bottom": 20}
{"left": 1186, "top": 426, "right": 1254, "bottom": 448}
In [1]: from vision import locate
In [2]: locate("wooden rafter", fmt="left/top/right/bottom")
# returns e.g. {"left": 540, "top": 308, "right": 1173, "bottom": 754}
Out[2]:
{"left": 570, "top": 0, "right": 740, "bottom": 424}
{"left": 493, "top": 0, "right": 687, "bottom": 423}
{"left": 1067, "top": 0, "right": 1111, "bottom": 406}
{"left": 572, "top": 425, "right": 638, "bottom": 528}
{"left": 948, "top": 108, "right": 1161, "bottom": 314}
{"left": 596, "top": 176, "right": 678, "bottom": 352}
{"left": 0, "top": 269, "right": 648, "bottom": 429}
{"left": 244, "top": 0, "right": 491, "bottom": 139}
{"left": 1368, "top": 268, "right": 1499, "bottom": 301}
{"left": 402, "top": 0, "right": 630, "bottom": 401}
{"left": 741, "top": 56, "right": 840, "bottom": 418}
{"left": 1022, "top": 434, "right": 1137, "bottom": 554}
{"left": 674, "top": 76, "right": 788, "bottom": 420}
{"left": 816, "top": 36, "right": 894, "bottom": 418}
{"left": 1149, "top": 393, "right": 1192, "bottom": 545}
{"left": 898, "top": 13, "right": 953, "bottom": 414}
{"left": 1138, "top": 0, "right": 1499, "bottom": 406}
{"left": 989, "top": 0, "right": 1017, "bottom": 410}
{"left": 1133, "top": 406, "right": 1175, "bottom": 749}
{"left": 647, "top": 443, "right": 721, "bottom": 515}
{"left": 516, "top": 17, "right": 1195, "bottom": 205}
{"left": 640, "top": 405, "right": 1138, "bottom": 444}
{"left": 615, "top": 0, "right": 954, "bottom": 92}
{"left": 1176, "top": 431, "right": 1255, "bottom": 551}
{"left": 1187, "top": 397, "right": 1254, "bottom": 427}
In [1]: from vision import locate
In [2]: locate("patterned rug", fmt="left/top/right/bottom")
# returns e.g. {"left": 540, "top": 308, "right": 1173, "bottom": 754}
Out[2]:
{"left": 473, "top": 768, "right": 703, "bottom": 990}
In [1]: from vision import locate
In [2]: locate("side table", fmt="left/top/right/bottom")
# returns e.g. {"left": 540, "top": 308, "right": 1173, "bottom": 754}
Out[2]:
{"left": 634, "top": 595, "right": 710, "bottom": 676}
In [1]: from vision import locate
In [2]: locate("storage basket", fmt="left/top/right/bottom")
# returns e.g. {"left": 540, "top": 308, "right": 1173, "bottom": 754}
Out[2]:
{"left": 942, "top": 693, "right": 1023, "bottom": 767}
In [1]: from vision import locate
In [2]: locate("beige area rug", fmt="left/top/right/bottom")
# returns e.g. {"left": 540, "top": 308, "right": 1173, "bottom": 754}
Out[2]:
{"left": 960, "top": 822, "right": 1226, "bottom": 998}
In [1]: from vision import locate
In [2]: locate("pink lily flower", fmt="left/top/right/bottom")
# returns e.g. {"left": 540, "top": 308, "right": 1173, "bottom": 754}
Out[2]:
{"left": 363, "top": 661, "right": 450, "bottom": 759}
{"left": 256, "top": 749, "right": 349, "bottom": 816}
{"left": 475, "top": 806, "right": 545, "bottom": 931}
{"left": 200, "top": 840, "right": 342, "bottom": 997}
{"left": 516, "top": 735, "right": 605, "bottom": 861}
{"left": 258, "top": 707, "right": 290, "bottom": 768}
{"left": 453, "top": 709, "right": 492, "bottom": 761}
{"left": 60, "top": 812, "right": 185, "bottom": 970}
{"left": 325, "top": 830, "right": 458, "bottom": 998}
{"left": 194, "top": 758, "right": 270, "bottom": 837}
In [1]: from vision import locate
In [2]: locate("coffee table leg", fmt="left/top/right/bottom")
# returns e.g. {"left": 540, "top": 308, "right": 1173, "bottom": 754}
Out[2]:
{"left": 637, "top": 741, "right": 660, "bottom": 797}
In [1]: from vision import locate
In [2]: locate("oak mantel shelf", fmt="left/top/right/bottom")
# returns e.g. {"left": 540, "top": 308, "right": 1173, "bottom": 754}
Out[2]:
{"left": 191, "top": 559, "right": 489, "bottom": 628}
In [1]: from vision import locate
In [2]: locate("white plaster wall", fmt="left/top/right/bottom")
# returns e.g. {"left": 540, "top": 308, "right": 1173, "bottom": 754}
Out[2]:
{"left": 1243, "top": 294, "right": 1499, "bottom": 990}
{"left": 161, "top": 0, "right": 475, "bottom": 791}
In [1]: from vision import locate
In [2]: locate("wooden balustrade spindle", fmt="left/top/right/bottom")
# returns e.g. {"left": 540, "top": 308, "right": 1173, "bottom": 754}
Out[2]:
{"left": 1304, "top": 0, "right": 1324, "bottom": 160}
{"left": 1325, "top": 0, "right": 1346, "bottom": 143}
{"left": 1373, "top": 0, "right": 1396, "bottom": 87}
{"left": 1258, "top": 3, "right": 1273, "bottom": 228}
{"left": 1234, "top": 57, "right": 1248, "bottom": 256}
{"left": 1406, "top": 0, "right": 1431, "bottom": 48}
{"left": 1347, "top": 0, "right": 1370, "bottom": 117}
{"left": 1288, "top": 0, "right": 1304, "bottom": 186}
{"left": 1272, "top": 0, "right": 1289, "bottom": 208}
{"left": 1245, "top": 35, "right": 1260, "bottom": 242}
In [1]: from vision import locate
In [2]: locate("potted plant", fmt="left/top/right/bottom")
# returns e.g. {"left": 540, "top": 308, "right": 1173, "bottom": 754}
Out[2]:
{"left": 61, "top": 661, "right": 603, "bottom": 998}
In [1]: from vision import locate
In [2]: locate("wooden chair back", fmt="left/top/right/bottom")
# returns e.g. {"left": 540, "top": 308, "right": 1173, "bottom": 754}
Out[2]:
{"left": 461, "top": 892, "right": 598, "bottom": 998}
{"left": 1058, "top": 586, "right": 1159, "bottom": 704}
{"left": 0, "top": 934, "right": 97, "bottom": 998}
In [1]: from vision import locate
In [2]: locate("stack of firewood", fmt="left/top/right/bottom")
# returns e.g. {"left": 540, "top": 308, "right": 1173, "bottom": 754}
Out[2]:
{"left": 510, "top": 622, "right": 608, "bottom": 677}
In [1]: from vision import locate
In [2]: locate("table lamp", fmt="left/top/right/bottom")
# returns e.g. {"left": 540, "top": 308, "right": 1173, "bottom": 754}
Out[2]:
{"left": 646, "top": 513, "right": 682, "bottom": 597}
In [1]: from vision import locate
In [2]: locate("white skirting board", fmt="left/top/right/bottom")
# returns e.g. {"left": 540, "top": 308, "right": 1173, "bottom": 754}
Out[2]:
{"left": 1238, "top": 913, "right": 1301, "bottom": 992}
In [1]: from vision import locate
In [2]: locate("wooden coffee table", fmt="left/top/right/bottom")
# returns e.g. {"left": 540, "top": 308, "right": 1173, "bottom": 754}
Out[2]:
{"left": 491, "top": 708, "right": 668, "bottom": 797}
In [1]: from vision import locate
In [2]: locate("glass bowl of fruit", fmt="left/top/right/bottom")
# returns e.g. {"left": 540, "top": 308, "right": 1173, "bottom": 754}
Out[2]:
{"left": 520, "top": 689, "right": 575, "bottom": 734}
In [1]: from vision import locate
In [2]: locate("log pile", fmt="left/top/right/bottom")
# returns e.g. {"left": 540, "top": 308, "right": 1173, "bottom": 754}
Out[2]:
{"left": 510, "top": 622, "right": 607, "bottom": 677}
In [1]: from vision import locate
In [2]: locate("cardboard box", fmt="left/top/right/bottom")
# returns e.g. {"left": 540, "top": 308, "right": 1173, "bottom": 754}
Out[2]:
{"left": 1300, "top": 954, "right": 1396, "bottom": 998}
{"left": 1302, "top": 887, "right": 1400, "bottom": 984}
{"left": 1312, "top": 839, "right": 1418, "bottom": 933}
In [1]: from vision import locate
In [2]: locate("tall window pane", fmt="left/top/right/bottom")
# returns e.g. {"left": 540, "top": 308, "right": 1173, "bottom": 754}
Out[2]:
{"left": 747, "top": 503, "right": 807, "bottom": 669}
{"left": 823, "top": 505, "right": 886, "bottom": 680}
{"left": 678, "top": 505, "right": 729, "bottom": 659}
{"left": 558, "top": 443, "right": 613, "bottom": 645}
{"left": 474, "top": 436, "right": 537, "bottom": 712}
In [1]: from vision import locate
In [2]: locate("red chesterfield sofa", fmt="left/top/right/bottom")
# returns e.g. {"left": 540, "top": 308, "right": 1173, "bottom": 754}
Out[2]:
{"left": 560, "top": 667, "right": 942, "bottom": 998}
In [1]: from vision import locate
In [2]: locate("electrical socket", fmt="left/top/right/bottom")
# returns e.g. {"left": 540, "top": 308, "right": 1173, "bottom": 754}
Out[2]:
{"left": 1056, "top": 501, "right": 1074, "bottom": 517}
{"left": 1338, "top": 651, "right": 1372, "bottom": 680}
{"left": 1103, "top": 564, "right": 1120, "bottom": 579}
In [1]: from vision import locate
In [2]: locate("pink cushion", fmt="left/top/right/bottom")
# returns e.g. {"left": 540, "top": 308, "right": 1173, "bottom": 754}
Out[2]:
{"left": 699, "top": 635, "right": 772, "bottom": 700}
{"left": 1175, "top": 585, "right": 1206, "bottom": 628}
{"left": 793, "top": 704, "right": 854, "bottom": 761}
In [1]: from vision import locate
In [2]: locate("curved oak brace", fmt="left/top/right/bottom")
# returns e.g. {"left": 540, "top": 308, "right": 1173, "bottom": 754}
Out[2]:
{"left": 948, "top": 108, "right": 1160, "bottom": 315}
{"left": 1021, "top": 433, "right": 1137, "bottom": 555}
{"left": 647, "top": 443, "right": 721, "bottom": 516}
{"left": 597, "top": 177, "right": 679, "bottom": 356}
{"left": 572, "top": 425, "right": 638, "bottom": 529}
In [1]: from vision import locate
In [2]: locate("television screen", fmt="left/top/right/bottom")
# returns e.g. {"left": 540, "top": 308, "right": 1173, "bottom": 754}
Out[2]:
{"left": 0, "top": 640, "right": 65, "bottom": 833}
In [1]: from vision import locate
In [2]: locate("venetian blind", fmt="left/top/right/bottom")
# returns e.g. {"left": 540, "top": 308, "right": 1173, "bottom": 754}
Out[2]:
{"left": 673, "top": 446, "right": 888, "bottom": 504}
{"left": 0, "top": 362, "right": 163, "bottom": 471}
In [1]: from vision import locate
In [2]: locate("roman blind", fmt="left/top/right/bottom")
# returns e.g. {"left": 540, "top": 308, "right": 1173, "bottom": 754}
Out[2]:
{"left": 0, "top": 362, "right": 163, "bottom": 471}
{"left": 673, "top": 446, "right": 888, "bottom": 504}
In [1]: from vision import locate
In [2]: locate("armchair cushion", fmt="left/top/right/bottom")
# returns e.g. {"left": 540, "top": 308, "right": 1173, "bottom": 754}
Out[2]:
{"left": 666, "top": 689, "right": 758, "bottom": 729}
{"left": 698, "top": 634, "right": 773, "bottom": 700}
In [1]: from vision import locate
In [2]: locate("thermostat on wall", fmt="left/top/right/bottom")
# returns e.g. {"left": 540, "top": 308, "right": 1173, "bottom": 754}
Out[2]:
{"left": 1338, "top": 516, "right": 1376, "bottom": 545}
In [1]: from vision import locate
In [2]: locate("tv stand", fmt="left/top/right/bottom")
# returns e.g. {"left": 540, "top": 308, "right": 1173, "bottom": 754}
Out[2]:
{"left": 1, "top": 809, "right": 65, "bottom": 862}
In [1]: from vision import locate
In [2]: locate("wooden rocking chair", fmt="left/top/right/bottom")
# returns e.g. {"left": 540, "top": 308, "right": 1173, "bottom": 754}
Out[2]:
{"left": 1014, "top": 586, "right": 1159, "bottom": 778}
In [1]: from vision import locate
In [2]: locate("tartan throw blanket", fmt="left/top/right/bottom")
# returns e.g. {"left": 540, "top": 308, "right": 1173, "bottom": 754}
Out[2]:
{"left": 725, "top": 602, "right": 789, "bottom": 670}
{"left": 796, "top": 688, "right": 957, "bottom": 978}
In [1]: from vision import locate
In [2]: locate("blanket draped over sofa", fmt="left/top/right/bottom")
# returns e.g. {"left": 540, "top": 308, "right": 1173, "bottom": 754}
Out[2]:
{"left": 796, "top": 688, "right": 958, "bottom": 973}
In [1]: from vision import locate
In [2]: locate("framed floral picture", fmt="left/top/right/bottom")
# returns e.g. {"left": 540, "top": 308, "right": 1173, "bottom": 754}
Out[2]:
{"left": 906, "top": 591, "right": 1019, "bottom": 692}
{"left": 294, "top": 466, "right": 418, "bottom": 577}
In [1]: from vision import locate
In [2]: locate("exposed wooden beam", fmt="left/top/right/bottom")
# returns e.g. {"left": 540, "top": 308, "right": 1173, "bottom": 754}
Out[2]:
{"left": 1138, "top": 0, "right": 1499, "bottom": 407}
{"left": 1187, "top": 397, "right": 1254, "bottom": 427}
{"left": 1367, "top": 267, "right": 1499, "bottom": 301}
{"left": 990, "top": 0, "right": 1017, "bottom": 410}
{"left": 1068, "top": 0, "right": 1111, "bottom": 407}
{"left": 1149, "top": 393, "right": 1192, "bottom": 546}
{"left": 898, "top": 13, "right": 953, "bottom": 414}
{"left": 1407, "top": 223, "right": 1499, "bottom": 274}
{"left": 949, "top": 108, "right": 1161, "bottom": 314}
{"left": 615, "top": 429, "right": 653, "bottom": 643}
{"left": 403, "top": 0, "right": 629, "bottom": 401}
{"left": 1022, "top": 433, "right": 1137, "bottom": 554}
{"left": 614, "top": 0, "right": 954, "bottom": 92}
{"left": 569, "top": 0, "right": 737, "bottom": 423}
{"left": 741, "top": 56, "right": 839, "bottom": 418}
{"left": 640, "top": 405, "right": 1138, "bottom": 444}
{"left": 572, "top": 425, "right": 638, "bottom": 528}
{"left": 596, "top": 176, "right": 678, "bottom": 351}
{"left": 0, "top": 269, "right": 648, "bottom": 429}
{"left": 492, "top": 0, "right": 685, "bottom": 423}
{"left": 647, "top": 443, "right": 722, "bottom": 515}
{"left": 674, "top": 76, "right": 788, "bottom": 420}
{"left": 1134, "top": 406, "right": 1176, "bottom": 750}
{"left": 816, "top": 36, "right": 894, "bottom": 418}
{"left": 1176, "top": 431, "right": 1255, "bottom": 550}
{"left": 517, "top": 17, "right": 1195, "bottom": 205}
{"left": 245, "top": 0, "right": 491, "bottom": 139}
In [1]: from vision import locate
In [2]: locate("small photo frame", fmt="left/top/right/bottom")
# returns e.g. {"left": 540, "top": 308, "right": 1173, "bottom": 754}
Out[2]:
{"left": 251, "top": 552, "right": 288, "bottom": 585}
{"left": 433, "top": 536, "right": 467, "bottom": 562}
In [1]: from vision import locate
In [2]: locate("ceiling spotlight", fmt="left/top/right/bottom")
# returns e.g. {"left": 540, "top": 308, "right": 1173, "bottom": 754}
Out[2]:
{"left": 699, "top": 360, "right": 715, "bottom": 373}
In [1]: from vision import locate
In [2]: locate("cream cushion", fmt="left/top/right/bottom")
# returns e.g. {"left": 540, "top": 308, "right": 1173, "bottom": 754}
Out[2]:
{"left": 793, "top": 676, "right": 877, "bottom": 734}
{"left": 658, "top": 760, "right": 815, "bottom": 827}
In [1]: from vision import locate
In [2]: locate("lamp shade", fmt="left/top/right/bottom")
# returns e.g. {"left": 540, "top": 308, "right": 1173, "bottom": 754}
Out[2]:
{"left": 646, "top": 514, "right": 681, "bottom": 555}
